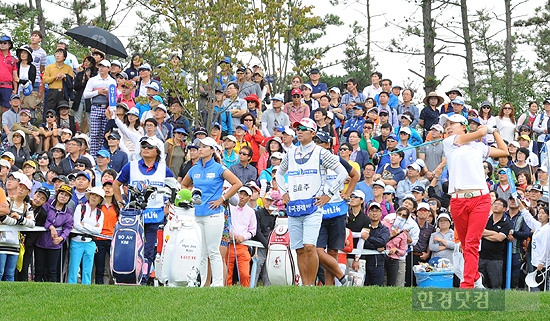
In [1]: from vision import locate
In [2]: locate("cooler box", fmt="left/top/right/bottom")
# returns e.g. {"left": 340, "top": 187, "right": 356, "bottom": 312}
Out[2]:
{"left": 415, "top": 271, "right": 453, "bottom": 288}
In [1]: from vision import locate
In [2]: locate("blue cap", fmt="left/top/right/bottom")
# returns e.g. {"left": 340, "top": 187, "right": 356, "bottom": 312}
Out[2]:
{"left": 152, "top": 95, "right": 163, "bottom": 104}
{"left": 75, "top": 171, "right": 91, "bottom": 181}
{"left": 174, "top": 127, "right": 188, "bottom": 135}
{"left": 212, "top": 122, "right": 221, "bottom": 129}
{"left": 273, "top": 125, "right": 285, "bottom": 132}
{"left": 237, "top": 124, "right": 248, "bottom": 132}
{"left": 97, "top": 149, "right": 111, "bottom": 158}
{"left": 0, "top": 35, "right": 12, "bottom": 42}
{"left": 10, "top": 93, "right": 20, "bottom": 100}
{"left": 218, "top": 57, "right": 231, "bottom": 66}
{"left": 315, "top": 131, "right": 331, "bottom": 143}
{"left": 387, "top": 133, "right": 398, "bottom": 141}
{"left": 452, "top": 97, "right": 465, "bottom": 105}
{"left": 186, "top": 143, "right": 199, "bottom": 150}
{"left": 468, "top": 117, "right": 481, "bottom": 125}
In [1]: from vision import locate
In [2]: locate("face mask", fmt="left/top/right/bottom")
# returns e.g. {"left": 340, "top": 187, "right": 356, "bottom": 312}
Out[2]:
{"left": 393, "top": 216, "right": 406, "bottom": 230}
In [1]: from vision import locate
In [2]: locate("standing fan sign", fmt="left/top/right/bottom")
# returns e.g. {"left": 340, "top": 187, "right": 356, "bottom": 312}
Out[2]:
{"left": 108, "top": 84, "right": 117, "bottom": 113}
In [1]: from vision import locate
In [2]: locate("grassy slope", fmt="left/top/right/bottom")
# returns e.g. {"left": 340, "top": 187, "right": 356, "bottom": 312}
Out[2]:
{"left": 1, "top": 284, "right": 548, "bottom": 321}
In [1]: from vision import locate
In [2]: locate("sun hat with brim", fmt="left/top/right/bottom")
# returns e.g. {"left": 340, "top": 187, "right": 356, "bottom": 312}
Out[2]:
{"left": 445, "top": 87, "right": 462, "bottom": 97}
{"left": 57, "top": 100, "right": 70, "bottom": 109}
{"left": 423, "top": 91, "right": 444, "bottom": 106}
{"left": 439, "top": 113, "right": 467, "bottom": 127}
{"left": 126, "top": 108, "right": 140, "bottom": 117}
{"left": 86, "top": 186, "right": 106, "bottom": 201}
{"left": 16, "top": 45, "right": 33, "bottom": 63}
{"left": 8, "top": 130, "right": 26, "bottom": 146}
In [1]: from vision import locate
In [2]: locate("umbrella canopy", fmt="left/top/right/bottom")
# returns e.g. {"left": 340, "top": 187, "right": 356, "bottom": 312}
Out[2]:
{"left": 65, "top": 25, "right": 127, "bottom": 58}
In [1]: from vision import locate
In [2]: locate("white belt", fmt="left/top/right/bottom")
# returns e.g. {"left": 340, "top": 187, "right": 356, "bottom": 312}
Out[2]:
{"left": 451, "top": 190, "right": 488, "bottom": 199}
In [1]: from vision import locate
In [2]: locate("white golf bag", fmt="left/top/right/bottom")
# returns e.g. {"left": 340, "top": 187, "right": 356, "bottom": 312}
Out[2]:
{"left": 266, "top": 217, "right": 301, "bottom": 285}
{"left": 156, "top": 206, "right": 203, "bottom": 287}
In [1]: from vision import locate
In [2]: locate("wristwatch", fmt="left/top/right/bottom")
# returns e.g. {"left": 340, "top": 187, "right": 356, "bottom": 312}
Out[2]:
{"left": 354, "top": 257, "right": 360, "bottom": 262}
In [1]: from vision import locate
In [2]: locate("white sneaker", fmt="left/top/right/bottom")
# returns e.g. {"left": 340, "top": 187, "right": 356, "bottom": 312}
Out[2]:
{"left": 340, "top": 275, "right": 353, "bottom": 287}
{"left": 474, "top": 275, "right": 485, "bottom": 289}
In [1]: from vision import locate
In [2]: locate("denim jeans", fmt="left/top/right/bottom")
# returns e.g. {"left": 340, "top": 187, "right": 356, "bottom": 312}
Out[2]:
{"left": 0, "top": 253, "right": 18, "bottom": 281}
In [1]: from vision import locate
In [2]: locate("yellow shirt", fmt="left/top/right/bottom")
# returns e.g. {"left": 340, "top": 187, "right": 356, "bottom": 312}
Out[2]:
{"left": 345, "top": 160, "right": 360, "bottom": 193}
{"left": 43, "top": 62, "right": 74, "bottom": 90}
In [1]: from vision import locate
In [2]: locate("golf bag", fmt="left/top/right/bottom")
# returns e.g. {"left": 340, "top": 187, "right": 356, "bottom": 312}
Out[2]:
{"left": 110, "top": 210, "right": 147, "bottom": 285}
{"left": 266, "top": 217, "right": 300, "bottom": 285}
{"left": 156, "top": 201, "right": 203, "bottom": 287}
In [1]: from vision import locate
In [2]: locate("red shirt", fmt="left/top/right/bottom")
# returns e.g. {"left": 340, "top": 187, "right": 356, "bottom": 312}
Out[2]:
{"left": 0, "top": 51, "right": 17, "bottom": 88}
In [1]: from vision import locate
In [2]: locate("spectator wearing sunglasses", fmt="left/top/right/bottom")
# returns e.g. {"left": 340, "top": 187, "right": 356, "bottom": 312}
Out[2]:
{"left": 229, "top": 146, "right": 257, "bottom": 184}
{"left": 39, "top": 109, "right": 60, "bottom": 151}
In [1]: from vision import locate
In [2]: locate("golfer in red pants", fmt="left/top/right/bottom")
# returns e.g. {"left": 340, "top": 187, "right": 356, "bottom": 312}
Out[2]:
{"left": 440, "top": 114, "right": 509, "bottom": 289}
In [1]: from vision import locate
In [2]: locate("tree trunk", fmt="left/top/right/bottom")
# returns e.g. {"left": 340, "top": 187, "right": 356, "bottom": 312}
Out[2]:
{"left": 100, "top": 0, "right": 107, "bottom": 28}
{"left": 366, "top": 0, "right": 371, "bottom": 73}
{"left": 460, "top": 0, "right": 475, "bottom": 98}
{"left": 505, "top": 0, "right": 513, "bottom": 99}
{"left": 422, "top": 0, "right": 436, "bottom": 94}
{"left": 35, "top": 0, "right": 46, "bottom": 37}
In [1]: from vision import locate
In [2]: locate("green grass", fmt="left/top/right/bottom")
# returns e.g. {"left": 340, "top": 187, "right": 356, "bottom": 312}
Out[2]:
{"left": 1, "top": 283, "right": 548, "bottom": 320}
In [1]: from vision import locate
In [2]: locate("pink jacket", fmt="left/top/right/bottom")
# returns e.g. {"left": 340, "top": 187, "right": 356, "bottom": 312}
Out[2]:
{"left": 382, "top": 220, "right": 407, "bottom": 260}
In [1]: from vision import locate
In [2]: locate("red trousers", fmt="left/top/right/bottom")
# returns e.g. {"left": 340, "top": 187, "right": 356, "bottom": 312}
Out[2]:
{"left": 450, "top": 193, "right": 491, "bottom": 288}
{"left": 227, "top": 243, "right": 251, "bottom": 287}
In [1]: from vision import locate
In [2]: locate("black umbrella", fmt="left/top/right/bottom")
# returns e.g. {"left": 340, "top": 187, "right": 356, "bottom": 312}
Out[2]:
{"left": 65, "top": 25, "right": 128, "bottom": 58}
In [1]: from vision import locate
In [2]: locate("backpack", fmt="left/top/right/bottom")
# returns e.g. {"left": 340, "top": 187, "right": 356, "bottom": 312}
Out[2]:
{"left": 110, "top": 210, "right": 147, "bottom": 285}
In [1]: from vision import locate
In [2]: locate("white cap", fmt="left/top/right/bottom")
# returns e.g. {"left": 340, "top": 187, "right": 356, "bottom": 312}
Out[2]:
{"left": 430, "top": 124, "right": 444, "bottom": 133}
{"left": 1, "top": 151, "right": 15, "bottom": 160}
{"left": 140, "top": 136, "right": 164, "bottom": 151}
{"left": 61, "top": 128, "right": 73, "bottom": 135}
{"left": 98, "top": 60, "right": 111, "bottom": 68}
{"left": 0, "top": 159, "right": 10, "bottom": 169}
{"left": 223, "top": 135, "right": 237, "bottom": 143}
{"left": 283, "top": 127, "right": 295, "bottom": 137}
{"left": 418, "top": 202, "right": 431, "bottom": 211}
{"left": 351, "top": 190, "right": 365, "bottom": 200}
{"left": 111, "top": 60, "right": 122, "bottom": 68}
{"left": 326, "top": 110, "right": 334, "bottom": 119}
{"left": 270, "top": 152, "right": 284, "bottom": 160}
{"left": 18, "top": 176, "right": 33, "bottom": 190}
{"left": 509, "top": 141, "right": 520, "bottom": 148}
{"left": 539, "top": 166, "right": 548, "bottom": 173}
{"left": 293, "top": 118, "right": 317, "bottom": 131}
{"left": 238, "top": 186, "right": 253, "bottom": 196}
{"left": 400, "top": 114, "right": 412, "bottom": 123}
{"left": 415, "top": 159, "right": 426, "bottom": 169}
{"left": 439, "top": 113, "right": 467, "bottom": 127}
{"left": 199, "top": 137, "right": 219, "bottom": 149}
{"left": 383, "top": 185, "right": 396, "bottom": 195}
{"left": 436, "top": 213, "right": 452, "bottom": 226}
{"left": 145, "top": 82, "right": 160, "bottom": 91}
{"left": 86, "top": 186, "right": 106, "bottom": 199}
{"left": 272, "top": 93, "right": 284, "bottom": 102}
{"left": 399, "top": 127, "right": 411, "bottom": 135}
{"left": 154, "top": 104, "right": 167, "bottom": 113}
{"left": 407, "top": 163, "right": 421, "bottom": 172}
{"left": 329, "top": 87, "right": 341, "bottom": 95}
{"left": 74, "top": 133, "right": 90, "bottom": 147}
{"left": 373, "top": 180, "right": 386, "bottom": 189}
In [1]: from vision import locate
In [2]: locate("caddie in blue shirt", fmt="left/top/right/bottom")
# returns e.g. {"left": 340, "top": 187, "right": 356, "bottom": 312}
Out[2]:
{"left": 113, "top": 136, "right": 174, "bottom": 284}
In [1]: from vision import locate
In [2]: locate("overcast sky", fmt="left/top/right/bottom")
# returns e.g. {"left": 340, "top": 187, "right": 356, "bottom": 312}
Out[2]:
{"left": 9, "top": 0, "right": 545, "bottom": 102}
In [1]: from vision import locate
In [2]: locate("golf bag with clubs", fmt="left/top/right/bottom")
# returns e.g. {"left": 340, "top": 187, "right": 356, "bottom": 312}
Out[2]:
{"left": 266, "top": 214, "right": 301, "bottom": 285}
{"left": 110, "top": 182, "right": 153, "bottom": 285}
{"left": 156, "top": 188, "right": 203, "bottom": 287}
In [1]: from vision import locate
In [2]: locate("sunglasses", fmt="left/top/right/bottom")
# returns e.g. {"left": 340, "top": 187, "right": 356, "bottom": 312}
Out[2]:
{"left": 46, "top": 115, "right": 55, "bottom": 118}
{"left": 387, "top": 139, "right": 397, "bottom": 143}
{"left": 138, "top": 69, "right": 148, "bottom": 72}
{"left": 121, "top": 85, "right": 130, "bottom": 89}
{"left": 292, "top": 95, "right": 301, "bottom": 98}
{"left": 503, "top": 107, "right": 512, "bottom": 110}
{"left": 482, "top": 106, "right": 491, "bottom": 109}
{"left": 108, "top": 136, "right": 118, "bottom": 140}
{"left": 75, "top": 163, "right": 85, "bottom": 167}
{"left": 296, "top": 126, "right": 310, "bottom": 132}
{"left": 0, "top": 42, "right": 9, "bottom": 45}
{"left": 339, "top": 148, "right": 349, "bottom": 151}
{"left": 141, "top": 143, "right": 156, "bottom": 149}
{"left": 244, "top": 118, "right": 253, "bottom": 121}
{"left": 397, "top": 212, "right": 408, "bottom": 218}
{"left": 38, "top": 156, "right": 49, "bottom": 160}
{"left": 239, "top": 152, "right": 249, "bottom": 156}
{"left": 363, "top": 126, "right": 373, "bottom": 130}
{"left": 428, "top": 201, "right": 437, "bottom": 206}
{"left": 498, "top": 171, "right": 507, "bottom": 175}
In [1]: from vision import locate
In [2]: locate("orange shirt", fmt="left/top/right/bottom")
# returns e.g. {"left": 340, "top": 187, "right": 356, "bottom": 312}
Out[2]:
{"left": 97, "top": 203, "right": 118, "bottom": 240}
